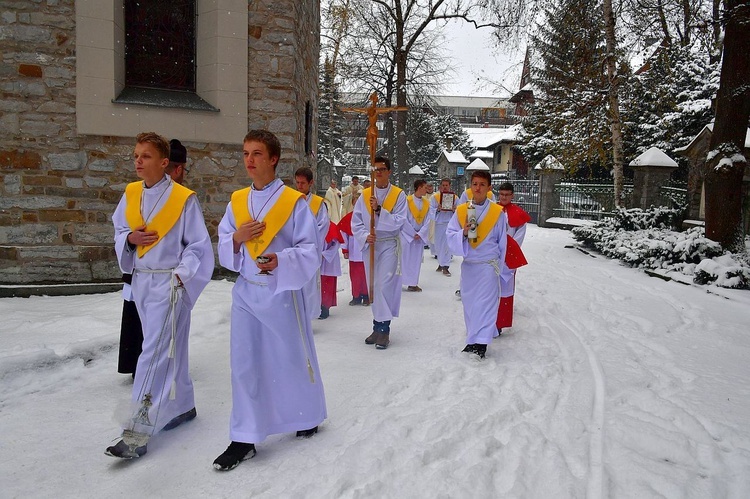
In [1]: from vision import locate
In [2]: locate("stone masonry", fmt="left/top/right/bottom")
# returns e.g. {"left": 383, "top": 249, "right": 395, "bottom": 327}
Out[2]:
{"left": 0, "top": 0, "right": 320, "bottom": 284}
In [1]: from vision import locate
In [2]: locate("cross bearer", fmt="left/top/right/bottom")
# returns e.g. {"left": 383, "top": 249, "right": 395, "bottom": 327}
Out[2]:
{"left": 351, "top": 156, "right": 407, "bottom": 349}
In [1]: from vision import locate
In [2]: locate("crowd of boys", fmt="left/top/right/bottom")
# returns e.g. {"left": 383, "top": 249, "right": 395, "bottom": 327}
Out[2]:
{"left": 106, "top": 129, "right": 529, "bottom": 472}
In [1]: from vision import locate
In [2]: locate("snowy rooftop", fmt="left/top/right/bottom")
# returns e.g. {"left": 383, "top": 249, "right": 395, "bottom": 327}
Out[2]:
{"left": 466, "top": 158, "right": 490, "bottom": 171}
{"left": 408, "top": 165, "right": 424, "bottom": 175}
{"left": 629, "top": 147, "right": 678, "bottom": 168}
{"left": 465, "top": 124, "right": 523, "bottom": 149}
{"left": 440, "top": 149, "right": 469, "bottom": 164}
{"left": 428, "top": 95, "right": 508, "bottom": 108}
{"left": 678, "top": 123, "right": 750, "bottom": 152}
{"left": 534, "top": 154, "right": 565, "bottom": 170}
{"left": 469, "top": 150, "right": 494, "bottom": 159}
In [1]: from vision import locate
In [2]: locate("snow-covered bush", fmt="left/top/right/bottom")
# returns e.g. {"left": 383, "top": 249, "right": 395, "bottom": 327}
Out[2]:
{"left": 693, "top": 254, "right": 750, "bottom": 289}
{"left": 572, "top": 207, "right": 749, "bottom": 289}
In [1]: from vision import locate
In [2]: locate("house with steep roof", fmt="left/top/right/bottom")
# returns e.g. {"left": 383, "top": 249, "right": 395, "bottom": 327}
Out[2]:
{"left": 676, "top": 123, "right": 750, "bottom": 225}
{"left": 436, "top": 149, "right": 469, "bottom": 192}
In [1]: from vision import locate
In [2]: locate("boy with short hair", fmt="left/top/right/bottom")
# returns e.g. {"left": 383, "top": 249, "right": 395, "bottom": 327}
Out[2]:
{"left": 295, "top": 167, "right": 329, "bottom": 320}
{"left": 401, "top": 179, "right": 431, "bottom": 292}
{"left": 446, "top": 170, "right": 508, "bottom": 359}
{"left": 429, "top": 178, "right": 458, "bottom": 276}
{"left": 117, "top": 138, "right": 189, "bottom": 379}
{"left": 107, "top": 132, "right": 214, "bottom": 458}
{"left": 352, "top": 156, "right": 407, "bottom": 349}
{"left": 495, "top": 182, "right": 531, "bottom": 333}
{"left": 338, "top": 210, "right": 370, "bottom": 305}
{"left": 214, "top": 130, "right": 326, "bottom": 471}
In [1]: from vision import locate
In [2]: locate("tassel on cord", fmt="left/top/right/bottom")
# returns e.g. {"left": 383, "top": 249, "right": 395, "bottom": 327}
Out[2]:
{"left": 168, "top": 273, "right": 179, "bottom": 398}
{"left": 292, "top": 290, "right": 315, "bottom": 384}
{"left": 307, "top": 360, "right": 315, "bottom": 384}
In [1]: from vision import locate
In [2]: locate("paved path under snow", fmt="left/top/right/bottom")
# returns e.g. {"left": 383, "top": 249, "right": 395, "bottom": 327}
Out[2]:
{"left": 1, "top": 226, "right": 749, "bottom": 498}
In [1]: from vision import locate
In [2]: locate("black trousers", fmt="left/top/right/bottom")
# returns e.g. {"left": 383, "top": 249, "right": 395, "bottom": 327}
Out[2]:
{"left": 117, "top": 299, "right": 143, "bottom": 374}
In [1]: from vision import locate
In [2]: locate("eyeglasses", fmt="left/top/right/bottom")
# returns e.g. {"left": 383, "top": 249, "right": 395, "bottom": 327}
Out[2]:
{"left": 373, "top": 167, "right": 388, "bottom": 173}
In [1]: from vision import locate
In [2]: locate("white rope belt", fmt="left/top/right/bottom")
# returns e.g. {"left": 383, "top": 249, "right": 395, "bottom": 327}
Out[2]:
{"left": 463, "top": 258, "right": 501, "bottom": 276}
{"left": 241, "top": 274, "right": 269, "bottom": 287}
{"left": 378, "top": 235, "right": 402, "bottom": 276}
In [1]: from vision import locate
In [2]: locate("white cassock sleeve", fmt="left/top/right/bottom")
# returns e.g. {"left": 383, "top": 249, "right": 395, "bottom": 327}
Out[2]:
{"left": 112, "top": 194, "right": 136, "bottom": 274}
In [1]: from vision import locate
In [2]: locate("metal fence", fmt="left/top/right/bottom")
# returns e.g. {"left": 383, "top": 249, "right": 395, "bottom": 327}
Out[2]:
{"left": 486, "top": 175, "right": 687, "bottom": 224}
{"left": 658, "top": 182, "right": 688, "bottom": 210}
{"left": 491, "top": 176, "right": 540, "bottom": 223}
{"left": 553, "top": 181, "right": 634, "bottom": 221}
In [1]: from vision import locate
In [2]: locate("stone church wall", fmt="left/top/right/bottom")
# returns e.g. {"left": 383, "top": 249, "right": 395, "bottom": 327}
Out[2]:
{"left": 0, "top": 0, "right": 319, "bottom": 284}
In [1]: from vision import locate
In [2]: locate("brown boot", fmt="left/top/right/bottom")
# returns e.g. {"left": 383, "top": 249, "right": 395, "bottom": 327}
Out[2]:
{"left": 365, "top": 332, "right": 378, "bottom": 345}
{"left": 375, "top": 333, "right": 390, "bottom": 349}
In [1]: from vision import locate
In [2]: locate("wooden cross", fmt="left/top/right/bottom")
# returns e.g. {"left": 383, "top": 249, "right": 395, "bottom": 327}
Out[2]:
{"left": 342, "top": 93, "right": 408, "bottom": 304}
{"left": 342, "top": 93, "right": 408, "bottom": 166}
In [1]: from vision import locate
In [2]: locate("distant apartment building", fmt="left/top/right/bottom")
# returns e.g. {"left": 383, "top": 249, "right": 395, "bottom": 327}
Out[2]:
{"left": 339, "top": 93, "right": 516, "bottom": 176}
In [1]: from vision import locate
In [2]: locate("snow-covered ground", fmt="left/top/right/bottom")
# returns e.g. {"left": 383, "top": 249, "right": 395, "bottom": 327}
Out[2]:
{"left": 2, "top": 226, "right": 749, "bottom": 498}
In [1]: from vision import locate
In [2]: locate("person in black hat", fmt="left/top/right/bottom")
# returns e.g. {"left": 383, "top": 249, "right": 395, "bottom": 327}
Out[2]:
{"left": 116, "top": 138, "right": 188, "bottom": 379}
{"left": 166, "top": 139, "right": 188, "bottom": 184}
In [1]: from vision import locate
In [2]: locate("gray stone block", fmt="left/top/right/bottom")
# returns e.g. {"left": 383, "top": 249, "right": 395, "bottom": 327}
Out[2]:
{"left": 0, "top": 224, "right": 58, "bottom": 244}
{"left": 48, "top": 151, "right": 86, "bottom": 171}
{"left": 3, "top": 174, "right": 21, "bottom": 195}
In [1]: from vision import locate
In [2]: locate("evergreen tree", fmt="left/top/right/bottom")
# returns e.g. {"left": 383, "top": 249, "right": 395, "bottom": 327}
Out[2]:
{"left": 623, "top": 45, "right": 719, "bottom": 163}
{"left": 406, "top": 110, "right": 441, "bottom": 181}
{"left": 519, "top": 0, "right": 612, "bottom": 176}
{"left": 431, "top": 113, "right": 474, "bottom": 160}
{"left": 318, "top": 60, "right": 346, "bottom": 172}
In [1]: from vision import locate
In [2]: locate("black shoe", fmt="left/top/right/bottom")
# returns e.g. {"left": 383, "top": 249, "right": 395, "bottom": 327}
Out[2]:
{"left": 455, "top": 290, "right": 461, "bottom": 297}
{"left": 105, "top": 439, "right": 147, "bottom": 459}
{"left": 213, "top": 442, "right": 256, "bottom": 471}
{"left": 475, "top": 344, "right": 487, "bottom": 358}
{"left": 348, "top": 297, "right": 362, "bottom": 306}
{"left": 318, "top": 306, "right": 329, "bottom": 320}
{"left": 296, "top": 426, "right": 318, "bottom": 438}
{"left": 406, "top": 285, "right": 422, "bottom": 292}
{"left": 462, "top": 344, "right": 477, "bottom": 354}
{"left": 365, "top": 332, "right": 378, "bottom": 345}
{"left": 436, "top": 265, "right": 443, "bottom": 272}
{"left": 162, "top": 407, "right": 197, "bottom": 431}
{"left": 497, "top": 328, "right": 502, "bottom": 336}
{"left": 442, "top": 268, "right": 452, "bottom": 277}
{"left": 361, "top": 296, "right": 370, "bottom": 306}
{"left": 461, "top": 343, "right": 486, "bottom": 358}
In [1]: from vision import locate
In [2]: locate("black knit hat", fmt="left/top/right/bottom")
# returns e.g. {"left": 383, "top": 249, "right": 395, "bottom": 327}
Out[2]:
{"left": 169, "top": 139, "right": 187, "bottom": 163}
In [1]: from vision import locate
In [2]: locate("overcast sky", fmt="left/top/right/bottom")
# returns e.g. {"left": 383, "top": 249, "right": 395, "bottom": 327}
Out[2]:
{"left": 438, "top": 19, "right": 524, "bottom": 98}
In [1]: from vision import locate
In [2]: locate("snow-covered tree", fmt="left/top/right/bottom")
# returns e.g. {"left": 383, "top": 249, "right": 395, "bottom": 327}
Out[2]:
{"left": 406, "top": 110, "right": 441, "bottom": 180}
{"left": 431, "top": 113, "right": 474, "bottom": 160}
{"left": 405, "top": 111, "right": 473, "bottom": 182}
{"left": 623, "top": 45, "right": 719, "bottom": 163}
{"left": 518, "top": 0, "right": 614, "bottom": 177}
{"left": 318, "top": 58, "right": 347, "bottom": 168}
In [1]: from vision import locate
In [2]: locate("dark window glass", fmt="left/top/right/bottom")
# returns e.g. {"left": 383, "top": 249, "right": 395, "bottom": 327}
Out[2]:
{"left": 124, "top": 0, "right": 196, "bottom": 91}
